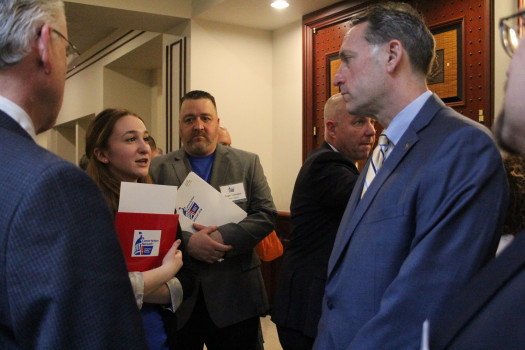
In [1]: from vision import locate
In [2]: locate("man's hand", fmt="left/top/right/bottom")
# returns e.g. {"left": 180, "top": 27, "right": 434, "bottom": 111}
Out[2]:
{"left": 188, "top": 224, "right": 232, "bottom": 263}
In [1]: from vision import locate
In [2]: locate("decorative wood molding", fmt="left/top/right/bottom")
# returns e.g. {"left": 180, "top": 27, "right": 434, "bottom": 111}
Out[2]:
{"left": 66, "top": 30, "right": 142, "bottom": 78}
{"left": 302, "top": 1, "right": 368, "bottom": 162}
{"left": 165, "top": 38, "right": 186, "bottom": 153}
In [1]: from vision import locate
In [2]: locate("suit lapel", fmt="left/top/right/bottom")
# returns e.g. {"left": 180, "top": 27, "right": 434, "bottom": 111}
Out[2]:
{"left": 432, "top": 232, "right": 525, "bottom": 348}
{"left": 210, "top": 144, "right": 230, "bottom": 188}
{"left": 327, "top": 94, "right": 443, "bottom": 277}
{"left": 327, "top": 133, "right": 420, "bottom": 277}
{"left": 0, "top": 111, "right": 34, "bottom": 141}
{"left": 172, "top": 149, "right": 192, "bottom": 184}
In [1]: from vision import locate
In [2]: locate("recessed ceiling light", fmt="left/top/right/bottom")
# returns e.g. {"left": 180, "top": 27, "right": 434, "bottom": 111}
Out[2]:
{"left": 271, "top": 1, "right": 289, "bottom": 9}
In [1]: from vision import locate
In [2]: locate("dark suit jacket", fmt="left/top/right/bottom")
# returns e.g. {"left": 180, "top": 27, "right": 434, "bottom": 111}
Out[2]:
{"left": 272, "top": 141, "right": 359, "bottom": 338}
{"left": 160, "top": 223, "right": 195, "bottom": 350}
{"left": 314, "top": 94, "right": 508, "bottom": 350}
{"left": 150, "top": 144, "right": 277, "bottom": 328}
{"left": 429, "top": 232, "right": 525, "bottom": 349}
{"left": 0, "top": 111, "right": 147, "bottom": 348}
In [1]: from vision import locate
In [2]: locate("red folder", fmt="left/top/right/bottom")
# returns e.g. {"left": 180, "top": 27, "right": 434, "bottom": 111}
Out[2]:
{"left": 115, "top": 212, "right": 179, "bottom": 272}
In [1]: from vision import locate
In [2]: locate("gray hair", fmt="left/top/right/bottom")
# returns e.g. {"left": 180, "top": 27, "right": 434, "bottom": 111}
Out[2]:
{"left": 352, "top": 2, "right": 435, "bottom": 76}
{"left": 0, "top": 0, "right": 64, "bottom": 69}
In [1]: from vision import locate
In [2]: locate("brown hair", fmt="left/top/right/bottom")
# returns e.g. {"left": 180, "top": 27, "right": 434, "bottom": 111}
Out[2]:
{"left": 503, "top": 154, "right": 525, "bottom": 236}
{"left": 85, "top": 108, "right": 152, "bottom": 213}
{"left": 353, "top": 2, "right": 435, "bottom": 76}
{"left": 181, "top": 90, "right": 217, "bottom": 110}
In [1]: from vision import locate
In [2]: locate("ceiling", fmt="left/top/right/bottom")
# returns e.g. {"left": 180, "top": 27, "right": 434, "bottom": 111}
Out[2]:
{"left": 65, "top": 0, "right": 342, "bottom": 55}
{"left": 64, "top": 2, "right": 189, "bottom": 55}
{"left": 193, "top": 0, "right": 342, "bottom": 31}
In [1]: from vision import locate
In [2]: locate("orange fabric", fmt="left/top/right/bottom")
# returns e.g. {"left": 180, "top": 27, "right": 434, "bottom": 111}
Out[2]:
{"left": 256, "top": 230, "right": 283, "bottom": 262}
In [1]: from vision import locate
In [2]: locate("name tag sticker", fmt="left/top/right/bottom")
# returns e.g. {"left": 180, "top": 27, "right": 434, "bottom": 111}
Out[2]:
{"left": 220, "top": 183, "right": 247, "bottom": 203}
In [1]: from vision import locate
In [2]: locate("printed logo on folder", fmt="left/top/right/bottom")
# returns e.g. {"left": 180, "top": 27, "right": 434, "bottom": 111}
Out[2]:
{"left": 178, "top": 196, "right": 202, "bottom": 222}
{"left": 175, "top": 172, "right": 247, "bottom": 233}
{"left": 132, "top": 230, "right": 161, "bottom": 256}
{"left": 115, "top": 212, "right": 178, "bottom": 272}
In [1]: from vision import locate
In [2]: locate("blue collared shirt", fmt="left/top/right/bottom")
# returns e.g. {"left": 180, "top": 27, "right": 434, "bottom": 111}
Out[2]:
{"left": 383, "top": 90, "right": 432, "bottom": 159}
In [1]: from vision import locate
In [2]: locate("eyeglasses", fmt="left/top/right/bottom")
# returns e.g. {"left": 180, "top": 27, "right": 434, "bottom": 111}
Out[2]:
{"left": 51, "top": 28, "right": 80, "bottom": 67}
{"left": 499, "top": 9, "right": 525, "bottom": 57}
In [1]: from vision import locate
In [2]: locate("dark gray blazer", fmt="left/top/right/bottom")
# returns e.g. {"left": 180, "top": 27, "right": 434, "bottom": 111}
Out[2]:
{"left": 150, "top": 143, "right": 277, "bottom": 328}
{"left": 0, "top": 111, "right": 147, "bottom": 349}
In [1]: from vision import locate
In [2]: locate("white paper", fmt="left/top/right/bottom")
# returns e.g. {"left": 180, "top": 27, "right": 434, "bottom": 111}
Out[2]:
{"left": 118, "top": 182, "right": 178, "bottom": 214}
{"left": 420, "top": 319, "right": 429, "bottom": 350}
{"left": 176, "top": 172, "right": 247, "bottom": 232}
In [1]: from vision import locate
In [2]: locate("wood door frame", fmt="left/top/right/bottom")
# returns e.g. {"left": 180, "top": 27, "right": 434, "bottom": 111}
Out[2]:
{"left": 302, "top": 1, "right": 369, "bottom": 161}
{"left": 302, "top": 0, "right": 494, "bottom": 161}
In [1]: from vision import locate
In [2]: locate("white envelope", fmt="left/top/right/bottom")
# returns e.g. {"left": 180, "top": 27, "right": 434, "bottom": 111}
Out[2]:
{"left": 118, "top": 182, "right": 178, "bottom": 214}
{"left": 176, "top": 172, "right": 247, "bottom": 233}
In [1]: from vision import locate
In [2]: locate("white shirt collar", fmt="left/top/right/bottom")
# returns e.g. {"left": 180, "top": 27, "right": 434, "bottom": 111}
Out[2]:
{"left": 0, "top": 94, "right": 37, "bottom": 141}
{"left": 326, "top": 141, "right": 338, "bottom": 153}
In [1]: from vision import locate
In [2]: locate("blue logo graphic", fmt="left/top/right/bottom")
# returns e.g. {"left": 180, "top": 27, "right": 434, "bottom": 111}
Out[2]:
{"left": 133, "top": 232, "right": 155, "bottom": 256}
{"left": 133, "top": 232, "right": 144, "bottom": 255}
{"left": 142, "top": 246, "right": 154, "bottom": 255}
{"left": 179, "top": 196, "right": 202, "bottom": 221}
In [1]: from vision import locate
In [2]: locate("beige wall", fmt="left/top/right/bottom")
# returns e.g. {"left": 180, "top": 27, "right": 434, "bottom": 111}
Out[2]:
{"left": 187, "top": 19, "right": 304, "bottom": 210}
{"left": 103, "top": 67, "right": 155, "bottom": 125}
{"left": 189, "top": 19, "right": 277, "bottom": 202}
{"left": 58, "top": 31, "right": 162, "bottom": 125}
{"left": 65, "top": 0, "right": 192, "bottom": 17}
{"left": 271, "top": 21, "right": 303, "bottom": 211}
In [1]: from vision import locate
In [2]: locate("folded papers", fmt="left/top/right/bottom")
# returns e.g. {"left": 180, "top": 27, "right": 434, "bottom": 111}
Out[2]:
{"left": 115, "top": 182, "right": 179, "bottom": 272}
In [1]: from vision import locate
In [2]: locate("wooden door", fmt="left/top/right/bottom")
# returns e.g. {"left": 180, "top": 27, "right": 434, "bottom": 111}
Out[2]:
{"left": 303, "top": 0, "right": 493, "bottom": 161}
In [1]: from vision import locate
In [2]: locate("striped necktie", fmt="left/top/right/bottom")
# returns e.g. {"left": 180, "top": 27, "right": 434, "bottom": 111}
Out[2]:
{"left": 361, "top": 134, "right": 389, "bottom": 197}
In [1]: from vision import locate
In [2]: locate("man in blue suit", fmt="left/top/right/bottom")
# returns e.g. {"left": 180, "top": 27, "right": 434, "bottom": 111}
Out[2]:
{"left": 0, "top": 1, "right": 147, "bottom": 348}
{"left": 427, "top": 8, "right": 525, "bottom": 349}
{"left": 313, "top": 2, "right": 508, "bottom": 349}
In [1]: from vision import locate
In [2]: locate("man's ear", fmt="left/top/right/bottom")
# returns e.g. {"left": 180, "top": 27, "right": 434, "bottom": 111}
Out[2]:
{"left": 326, "top": 120, "right": 336, "bottom": 136}
{"left": 93, "top": 148, "right": 109, "bottom": 164}
{"left": 385, "top": 39, "right": 403, "bottom": 73}
{"left": 37, "top": 24, "right": 52, "bottom": 74}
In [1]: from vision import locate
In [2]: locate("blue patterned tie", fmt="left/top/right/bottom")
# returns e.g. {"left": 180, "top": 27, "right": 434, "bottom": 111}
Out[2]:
{"left": 361, "top": 134, "right": 389, "bottom": 197}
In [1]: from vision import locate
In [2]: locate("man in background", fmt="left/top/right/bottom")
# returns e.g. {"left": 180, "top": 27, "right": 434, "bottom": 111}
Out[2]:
{"left": 218, "top": 126, "right": 232, "bottom": 146}
{"left": 428, "top": 9, "right": 525, "bottom": 349}
{"left": 149, "top": 135, "right": 163, "bottom": 157}
{"left": 272, "top": 93, "right": 375, "bottom": 350}
{"left": 150, "top": 90, "right": 276, "bottom": 349}
{"left": 314, "top": 3, "right": 508, "bottom": 349}
{"left": 0, "top": 0, "right": 147, "bottom": 348}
